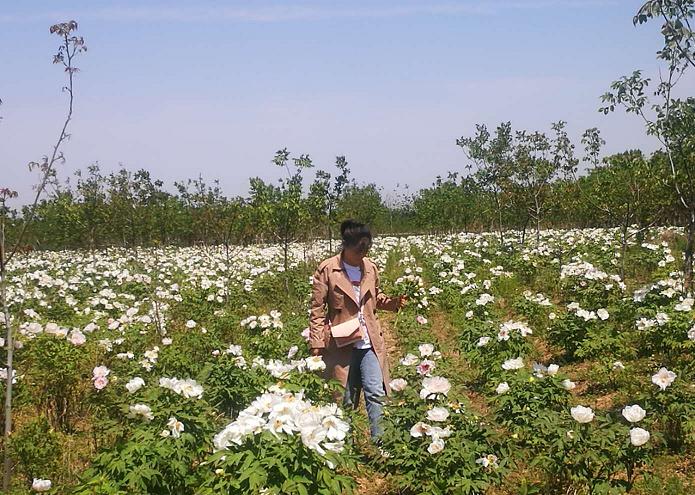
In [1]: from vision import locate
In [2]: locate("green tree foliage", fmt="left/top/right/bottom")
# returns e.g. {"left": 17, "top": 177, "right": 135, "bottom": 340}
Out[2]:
{"left": 335, "top": 183, "right": 388, "bottom": 231}
{"left": 601, "top": 0, "right": 695, "bottom": 288}
{"left": 271, "top": 148, "right": 313, "bottom": 271}
{"left": 413, "top": 173, "right": 479, "bottom": 233}
{"left": 306, "top": 156, "right": 351, "bottom": 250}
{"left": 457, "top": 122, "right": 514, "bottom": 246}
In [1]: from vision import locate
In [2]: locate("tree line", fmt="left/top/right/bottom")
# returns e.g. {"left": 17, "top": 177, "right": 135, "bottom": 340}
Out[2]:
{"left": 0, "top": 137, "right": 684, "bottom": 252}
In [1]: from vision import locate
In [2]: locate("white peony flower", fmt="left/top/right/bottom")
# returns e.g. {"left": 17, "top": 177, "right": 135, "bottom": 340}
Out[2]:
{"left": 305, "top": 356, "right": 326, "bottom": 372}
{"left": 213, "top": 388, "right": 348, "bottom": 457}
{"left": 44, "top": 322, "right": 59, "bottom": 336}
{"left": 128, "top": 403, "right": 154, "bottom": 421}
{"left": 577, "top": 309, "right": 597, "bottom": 321}
{"left": 476, "top": 336, "right": 491, "bottom": 347}
{"left": 426, "top": 407, "right": 450, "bottom": 422}
{"left": 629, "top": 427, "right": 650, "bottom": 446}
{"left": 476, "top": 293, "right": 494, "bottom": 306}
{"left": 655, "top": 312, "right": 670, "bottom": 326}
{"left": 597, "top": 308, "right": 609, "bottom": 320}
{"left": 160, "top": 377, "right": 204, "bottom": 399}
{"left": 419, "top": 376, "right": 451, "bottom": 400}
{"left": 83, "top": 322, "right": 98, "bottom": 333}
{"left": 389, "top": 378, "right": 408, "bottom": 392}
{"left": 167, "top": 416, "right": 185, "bottom": 438}
{"left": 674, "top": 298, "right": 693, "bottom": 311}
{"left": 410, "top": 421, "right": 430, "bottom": 438}
{"left": 502, "top": 357, "right": 524, "bottom": 371}
{"left": 651, "top": 367, "right": 676, "bottom": 391}
{"left": 501, "top": 320, "right": 532, "bottom": 337}
{"left": 496, "top": 382, "right": 510, "bottom": 394}
{"left": 227, "top": 344, "right": 243, "bottom": 356}
{"left": 92, "top": 365, "right": 110, "bottom": 378}
{"left": 178, "top": 379, "right": 204, "bottom": 399}
{"left": 636, "top": 318, "right": 656, "bottom": 331}
{"left": 547, "top": 364, "right": 560, "bottom": 376}
{"left": 185, "top": 319, "right": 197, "bottom": 329}
{"left": 570, "top": 405, "right": 594, "bottom": 423}
{"left": 32, "top": 478, "right": 52, "bottom": 492}
{"left": 427, "top": 437, "right": 445, "bottom": 454}
{"left": 427, "top": 425, "right": 452, "bottom": 439}
{"left": 400, "top": 353, "right": 419, "bottom": 366}
{"left": 125, "top": 377, "right": 145, "bottom": 394}
{"left": 418, "top": 343, "right": 435, "bottom": 357}
{"left": 561, "top": 379, "right": 576, "bottom": 390}
{"left": 321, "top": 414, "right": 349, "bottom": 442}
{"left": 476, "top": 454, "right": 499, "bottom": 469}
{"left": 622, "top": 404, "right": 646, "bottom": 423}
{"left": 69, "top": 330, "right": 86, "bottom": 346}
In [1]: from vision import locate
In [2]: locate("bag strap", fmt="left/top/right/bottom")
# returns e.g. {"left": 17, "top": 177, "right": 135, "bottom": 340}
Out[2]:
{"left": 342, "top": 261, "right": 366, "bottom": 326}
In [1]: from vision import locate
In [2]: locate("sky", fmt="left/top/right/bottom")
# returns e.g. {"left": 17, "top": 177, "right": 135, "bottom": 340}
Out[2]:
{"left": 0, "top": 0, "right": 673, "bottom": 206}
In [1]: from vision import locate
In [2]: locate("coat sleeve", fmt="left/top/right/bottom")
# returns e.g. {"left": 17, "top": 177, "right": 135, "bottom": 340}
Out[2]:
{"left": 375, "top": 264, "right": 401, "bottom": 312}
{"left": 309, "top": 264, "right": 329, "bottom": 349}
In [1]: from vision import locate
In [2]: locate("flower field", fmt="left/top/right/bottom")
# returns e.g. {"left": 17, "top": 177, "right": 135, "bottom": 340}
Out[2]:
{"left": 2, "top": 226, "right": 695, "bottom": 494}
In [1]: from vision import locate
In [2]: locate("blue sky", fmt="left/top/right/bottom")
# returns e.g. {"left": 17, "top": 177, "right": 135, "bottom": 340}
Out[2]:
{"left": 0, "top": 1, "right": 670, "bottom": 204}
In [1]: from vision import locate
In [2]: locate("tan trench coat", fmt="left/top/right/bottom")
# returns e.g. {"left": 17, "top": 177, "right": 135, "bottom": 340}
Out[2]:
{"left": 309, "top": 253, "right": 400, "bottom": 395}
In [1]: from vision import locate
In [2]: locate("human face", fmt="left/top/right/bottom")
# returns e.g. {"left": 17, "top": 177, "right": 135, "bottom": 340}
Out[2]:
{"left": 342, "top": 237, "right": 371, "bottom": 265}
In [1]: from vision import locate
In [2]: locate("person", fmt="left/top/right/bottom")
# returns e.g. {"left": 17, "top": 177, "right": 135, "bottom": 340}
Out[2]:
{"left": 309, "top": 219, "right": 406, "bottom": 439}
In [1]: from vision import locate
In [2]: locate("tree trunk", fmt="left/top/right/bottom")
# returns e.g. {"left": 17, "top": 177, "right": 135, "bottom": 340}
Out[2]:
{"left": 620, "top": 218, "right": 629, "bottom": 281}
{"left": 1, "top": 233, "right": 14, "bottom": 492}
{"left": 495, "top": 194, "right": 504, "bottom": 247}
{"left": 283, "top": 234, "right": 290, "bottom": 293}
{"left": 520, "top": 220, "right": 527, "bottom": 245}
{"left": 327, "top": 223, "right": 333, "bottom": 252}
{"left": 684, "top": 210, "right": 695, "bottom": 294}
{"left": 534, "top": 195, "right": 541, "bottom": 246}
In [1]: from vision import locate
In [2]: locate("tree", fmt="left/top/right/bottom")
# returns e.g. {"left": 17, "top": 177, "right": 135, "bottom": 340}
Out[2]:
{"left": 511, "top": 122, "right": 578, "bottom": 245}
{"left": 0, "top": 20, "right": 86, "bottom": 491}
{"left": 306, "top": 156, "right": 351, "bottom": 250}
{"left": 335, "top": 183, "right": 387, "bottom": 229}
{"left": 175, "top": 174, "right": 228, "bottom": 246}
{"left": 457, "top": 122, "right": 514, "bottom": 247}
{"left": 413, "top": 173, "right": 479, "bottom": 234}
{"left": 326, "top": 156, "right": 351, "bottom": 247}
{"left": 270, "top": 149, "right": 313, "bottom": 273}
{"left": 71, "top": 163, "right": 108, "bottom": 249}
{"left": 583, "top": 151, "right": 666, "bottom": 277}
{"left": 601, "top": 0, "right": 695, "bottom": 289}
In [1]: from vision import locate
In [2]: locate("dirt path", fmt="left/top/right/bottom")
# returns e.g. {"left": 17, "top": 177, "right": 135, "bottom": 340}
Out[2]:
{"left": 428, "top": 309, "right": 492, "bottom": 417}
{"left": 380, "top": 313, "right": 403, "bottom": 369}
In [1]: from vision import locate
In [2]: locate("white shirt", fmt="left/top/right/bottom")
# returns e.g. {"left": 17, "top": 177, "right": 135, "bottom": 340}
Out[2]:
{"left": 342, "top": 261, "right": 371, "bottom": 349}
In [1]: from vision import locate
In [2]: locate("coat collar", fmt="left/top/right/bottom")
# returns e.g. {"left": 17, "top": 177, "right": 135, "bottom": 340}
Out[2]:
{"left": 327, "top": 253, "right": 375, "bottom": 305}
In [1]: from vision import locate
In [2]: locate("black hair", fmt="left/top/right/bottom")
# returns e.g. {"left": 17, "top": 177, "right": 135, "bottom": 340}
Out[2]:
{"left": 340, "top": 219, "right": 372, "bottom": 252}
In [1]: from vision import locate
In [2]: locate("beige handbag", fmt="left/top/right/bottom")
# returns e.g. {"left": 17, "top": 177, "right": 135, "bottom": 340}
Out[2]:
{"left": 329, "top": 313, "right": 364, "bottom": 348}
